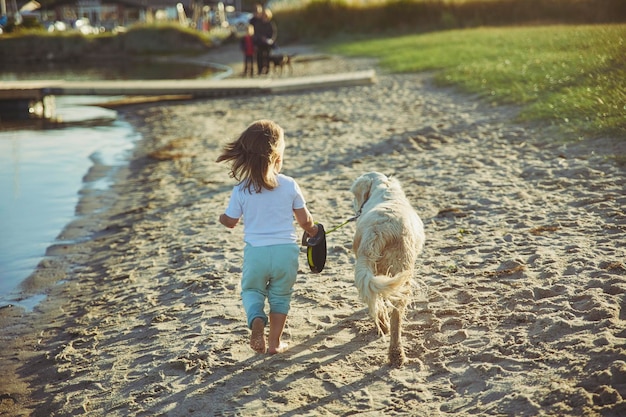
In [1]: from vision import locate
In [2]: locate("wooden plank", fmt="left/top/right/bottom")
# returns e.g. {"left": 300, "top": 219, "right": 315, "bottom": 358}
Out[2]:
{"left": 0, "top": 71, "right": 375, "bottom": 98}
{"left": 0, "top": 89, "right": 44, "bottom": 100}
{"left": 97, "top": 95, "right": 195, "bottom": 108}
{"left": 267, "top": 70, "right": 377, "bottom": 93}
{"left": 38, "top": 78, "right": 266, "bottom": 97}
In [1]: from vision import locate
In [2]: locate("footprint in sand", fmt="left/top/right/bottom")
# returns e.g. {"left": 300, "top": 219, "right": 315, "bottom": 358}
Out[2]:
{"left": 441, "top": 318, "right": 467, "bottom": 344}
{"left": 422, "top": 312, "right": 467, "bottom": 348}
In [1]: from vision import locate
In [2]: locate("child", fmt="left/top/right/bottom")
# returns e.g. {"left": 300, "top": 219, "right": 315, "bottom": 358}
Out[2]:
{"left": 216, "top": 120, "right": 319, "bottom": 354}
{"left": 240, "top": 24, "right": 255, "bottom": 77}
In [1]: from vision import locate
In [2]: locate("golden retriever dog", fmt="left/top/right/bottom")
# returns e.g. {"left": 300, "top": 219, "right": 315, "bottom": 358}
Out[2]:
{"left": 349, "top": 172, "right": 425, "bottom": 367}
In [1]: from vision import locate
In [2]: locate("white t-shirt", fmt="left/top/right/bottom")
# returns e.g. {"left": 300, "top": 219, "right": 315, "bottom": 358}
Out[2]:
{"left": 225, "top": 174, "right": 306, "bottom": 246}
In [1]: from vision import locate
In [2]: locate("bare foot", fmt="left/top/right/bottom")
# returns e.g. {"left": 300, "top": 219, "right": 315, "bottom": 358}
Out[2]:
{"left": 268, "top": 341, "right": 288, "bottom": 354}
{"left": 267, "top": 312, "right": 287, "bottom": 354}
{"left": 250, "top": 318, "right": 266, "bottom": 353}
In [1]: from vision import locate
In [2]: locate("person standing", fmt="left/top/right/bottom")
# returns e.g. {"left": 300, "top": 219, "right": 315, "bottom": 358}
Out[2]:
{"left": 249, "top": 3, "right": 264, "bottom": 73}
{"left": 249, "top": 3, "right": 263, "bottom": 29}
{"left": 240, "top": 24, "right": 255, "bottom": 77}
{"left": 216, "top": 119, "right": 319, "bottom": 354}
{"left": 253, "top": 8, "right": 277, "bottom": 75}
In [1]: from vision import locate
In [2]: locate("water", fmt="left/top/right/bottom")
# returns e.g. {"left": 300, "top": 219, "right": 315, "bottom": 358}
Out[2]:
{"left": 0, "top": 96, "right": 141, "bottom": 310}
{"left": 0, "top": 57, "right": 229, "bottom": 310}
{"left": 0, "top": 59, "right": 216, "bottom": 81}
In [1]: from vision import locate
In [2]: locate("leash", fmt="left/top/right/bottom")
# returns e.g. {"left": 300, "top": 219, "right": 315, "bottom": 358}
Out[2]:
{"left": 325, "top": 215, "right": 358, "bottom": 235}
{"left": 325, "top": 198, "right": 368, "bottom": 235}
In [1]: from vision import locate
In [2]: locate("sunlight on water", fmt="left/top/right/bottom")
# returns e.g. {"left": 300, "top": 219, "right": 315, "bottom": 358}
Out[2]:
{"left": 0, "top": 97, "right": 140, "bottom": 306}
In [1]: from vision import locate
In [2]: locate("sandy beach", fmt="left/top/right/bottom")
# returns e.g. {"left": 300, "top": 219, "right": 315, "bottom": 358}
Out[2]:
{"left": 1, "top": 42, "right": 625, "bottom": 416}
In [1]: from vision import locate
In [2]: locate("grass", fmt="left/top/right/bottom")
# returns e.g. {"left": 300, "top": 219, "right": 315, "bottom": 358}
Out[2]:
{"left": 325, "top": 24, "right": 626, "bottom": 140}
{"left": 272, "top": 0, "right": 625, "bottom": 41}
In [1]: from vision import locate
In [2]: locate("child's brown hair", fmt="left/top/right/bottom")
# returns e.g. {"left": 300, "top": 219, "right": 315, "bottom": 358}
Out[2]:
{"left": 216, "top": 119, "right": 284, "bottom": 193}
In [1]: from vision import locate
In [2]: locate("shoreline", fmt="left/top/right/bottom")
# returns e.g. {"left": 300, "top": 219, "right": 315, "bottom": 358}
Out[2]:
{"left": 0, "top": 104, "right": 137, "bottom": 309}
{"left": 1, "top": 43, "right": 625, "bottom": 416}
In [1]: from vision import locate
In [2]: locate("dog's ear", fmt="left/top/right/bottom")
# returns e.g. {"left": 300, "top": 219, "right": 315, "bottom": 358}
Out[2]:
{"left": 350, "top": 175, "right": 373, "bottom": 211}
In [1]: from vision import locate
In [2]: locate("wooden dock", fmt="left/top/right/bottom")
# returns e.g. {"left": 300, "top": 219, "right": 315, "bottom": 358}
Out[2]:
{"left": 0, "top": 70, "right": 375, "bottom": 120}
{"left": 58, "top": 70, "right": 375, "bottom": 96}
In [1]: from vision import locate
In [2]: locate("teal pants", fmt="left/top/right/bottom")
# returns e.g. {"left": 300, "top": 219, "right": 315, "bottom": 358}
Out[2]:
{"left": 241, "top": 243, "right": 299, "bottom": 329}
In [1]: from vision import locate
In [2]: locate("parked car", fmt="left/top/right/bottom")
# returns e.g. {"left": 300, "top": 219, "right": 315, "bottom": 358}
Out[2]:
{"left": 74, "top": 18, "right": 101, "bottom": 35}
{"left": 226, "top": 11, "right": 252, "bottom": 34}
{"left": 46, "top": 21, "right": 67, "bottom": 32}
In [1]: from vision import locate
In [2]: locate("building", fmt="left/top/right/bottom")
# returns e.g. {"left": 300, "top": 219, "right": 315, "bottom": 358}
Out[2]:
{"left": 5, "top": 1, "right": 216, "bottom": 31}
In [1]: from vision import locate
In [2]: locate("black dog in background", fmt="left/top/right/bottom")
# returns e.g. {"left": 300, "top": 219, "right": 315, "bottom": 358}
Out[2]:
{"left": 268, "top": 53, "right": 296, "bottom": 75}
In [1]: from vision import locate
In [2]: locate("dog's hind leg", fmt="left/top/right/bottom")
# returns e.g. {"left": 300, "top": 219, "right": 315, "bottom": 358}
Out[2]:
{"left": 388, "top": 305, "right": 406, "bottom": 367}
{"left": 377, "top": 311, "right": 389, "bottom": 334}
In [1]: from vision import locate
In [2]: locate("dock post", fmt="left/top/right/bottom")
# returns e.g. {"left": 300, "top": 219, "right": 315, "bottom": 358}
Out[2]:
{"left": 0, "top": 87, "right": 56, "bottom": 121}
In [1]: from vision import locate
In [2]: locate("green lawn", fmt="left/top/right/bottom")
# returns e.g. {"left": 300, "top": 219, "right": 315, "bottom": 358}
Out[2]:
{"left": 326, "top": 24, "right": 625, "bottom": 140}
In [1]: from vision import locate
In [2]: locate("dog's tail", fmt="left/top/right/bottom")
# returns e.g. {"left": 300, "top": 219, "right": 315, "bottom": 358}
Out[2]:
{"left": 354, "top": 257, "right": 413, "bottom": 332}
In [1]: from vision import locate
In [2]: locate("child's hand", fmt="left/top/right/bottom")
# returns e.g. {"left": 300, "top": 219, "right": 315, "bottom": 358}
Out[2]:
{"left": 305, "top": 224, "right": 325, "bottom": 247}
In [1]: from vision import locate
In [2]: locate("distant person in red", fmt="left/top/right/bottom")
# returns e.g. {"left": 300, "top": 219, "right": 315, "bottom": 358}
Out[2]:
{"left": 240, "top": 24, "right": 255, "bottom": 77}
